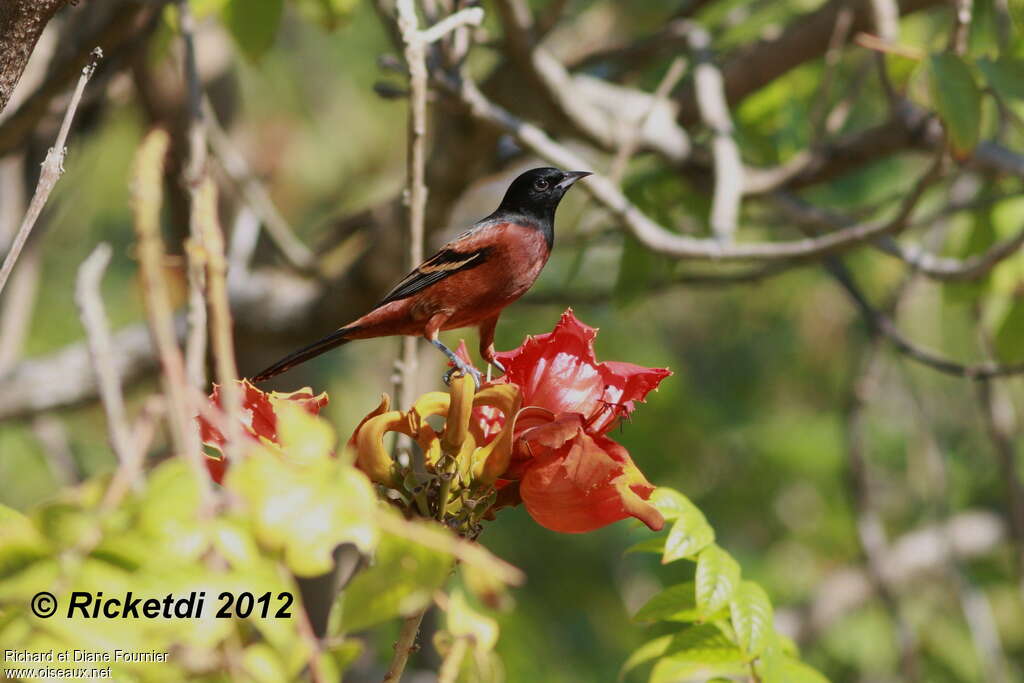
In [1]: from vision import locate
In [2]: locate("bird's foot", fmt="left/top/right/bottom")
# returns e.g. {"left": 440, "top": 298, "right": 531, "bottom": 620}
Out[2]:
{"left": 444, "top": 356, "right": 482, "bottom": 389}
{"left": 488, "top": 358, "right": 506, "bottom": 375}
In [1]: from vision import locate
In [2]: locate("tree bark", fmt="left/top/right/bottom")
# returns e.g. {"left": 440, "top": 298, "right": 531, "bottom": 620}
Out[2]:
{"left": 0, "top": 0, "right": 69, "bottom": 114}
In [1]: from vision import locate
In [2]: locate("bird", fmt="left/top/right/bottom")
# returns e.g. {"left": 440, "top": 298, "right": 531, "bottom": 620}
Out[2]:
{"left": 251, "top": 167, "right": 591, "bottom": 387}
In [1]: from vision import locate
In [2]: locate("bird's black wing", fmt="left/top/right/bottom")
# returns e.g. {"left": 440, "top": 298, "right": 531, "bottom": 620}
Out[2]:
{"left": 377, "top": 245, "right": 492, "bottom": 306}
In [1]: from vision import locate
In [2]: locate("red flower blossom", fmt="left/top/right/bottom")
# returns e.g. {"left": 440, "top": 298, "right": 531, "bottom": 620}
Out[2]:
{"left": 467, "top": 310, "right": 672, "bottom": 533}
{"left": 198, "top": 380, "right": 329, "bottom": 483}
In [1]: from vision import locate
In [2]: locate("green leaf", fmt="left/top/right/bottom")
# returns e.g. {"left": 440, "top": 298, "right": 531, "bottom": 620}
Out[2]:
{"left": 978, "top": 57, "right": 1024, "bottom": 101}
{"left": 651, "top": 489, "right": 715, "bottom": 563}
{"left": 625, "top": 535, "right": 667, "bottom": 555}
{"left": 221, "top": 0, "right": 284, "bottom": 61}
{"left": 648, "top": 624, "right": 748, "bottom": 683}
{"left": 927, "top": 53, "right": 982, "bottom": 156}
{"left": 757, "top": 649, "right": 830, "bottom": 683}
{"left": 695, "top": 545, "right": 741, "bottom": 617}
{"left": 729, "top": 581, "right": 774, "bottom": 657}
{"left": 633, "top": 582, "right": 700, "bottom": 623}
{"left": 619, "top": 633, "right": 673, "bottom": 678}
{"left": 995, "top": 294, "right": 1024, "bottom": 362}
{"left": 338, "top": 534, "right": 452, "bottom": 633}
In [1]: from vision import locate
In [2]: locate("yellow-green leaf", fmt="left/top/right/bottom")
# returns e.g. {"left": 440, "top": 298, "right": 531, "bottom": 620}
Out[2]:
{"left": 695, "top": 545, "right": 741, "bottom": 617}
{"left": 633, "top": 582, "right": 700, "bottom": 623}
{"left": 729, "top": 581, "right": 774, "bottom": 658}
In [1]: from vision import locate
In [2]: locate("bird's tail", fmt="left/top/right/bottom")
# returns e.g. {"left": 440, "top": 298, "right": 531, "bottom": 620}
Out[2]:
{"left": 251, "top": 326, "right": 360, "bottom": 382}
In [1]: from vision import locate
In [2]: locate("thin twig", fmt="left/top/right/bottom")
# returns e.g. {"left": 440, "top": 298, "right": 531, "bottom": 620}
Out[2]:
{"left": 383, "top": 610, "right": 427, "bottom": 683}
{"left": 203, "top": 97, "right": 317, "bottom": 272}
{"left": 0, "top": 47, "right": 101, "bottom": 296}
{"left": 177, "top": 0, "right": 209, "bottom": 390}
{"left": 396, "top": 0, "right": 429, "bottom": 414}
{"left": 845, "top": 336, "right": 922, "bottom": 681}
{"left": 197, "top": 178, "right": 243, "bottom": 455}
{"left": 393, "top": 0, "right": 485, "bottom": 410}
{"left": 132, "top": 129, "right": 212, "bottom": 508}
{"left": 74, "top": 243, "right": 134, "bottom": 467}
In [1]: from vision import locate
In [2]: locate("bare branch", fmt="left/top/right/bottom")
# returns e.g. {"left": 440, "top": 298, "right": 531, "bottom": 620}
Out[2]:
{"left": 176, "top": 0, "right": 208, "bottom": 390}
{"left": 74, "top": 243, "right": 133, "bottom": 467}
{"left": 447, "top": 73, "right": 939, "bottom": 262}
{"left": 687, "top": 23, "right": 743, "bottom": 243}
{"left": 203, "top": 97, "right": 316, "bottom": 272}
{"left": 673, "top": 0, "right": 944, "bottom": 124}
{"left": 0, "top": 47, "right": 100, "bottom": 296}
{"left": 197, "top": 178, "right": 243, "bottom": 454}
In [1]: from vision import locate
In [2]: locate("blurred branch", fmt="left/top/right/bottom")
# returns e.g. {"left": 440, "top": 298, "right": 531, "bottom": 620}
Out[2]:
{"left": 672, "top": 0, "right": 944, "bottom": 125}
{"left": 773, "top": 192, "right": 1024, "bottom": 282}
{"left": 0, "top": 0, "right": 69, "bottom": 112}
{"left": 203, "top": 97, "right": 317, "bottom": 272}
{"left": 131, "top": 129, "right": 211, "bottom": 507}
{"left": 778, "top": 510, "right": 1007, "bottom": 642}
{"left": 74, "top": 243, "right": 133, "bottom": 467}
{"left": 0, "top": 47, "right": 101, "bottom": 296}
{"left": 446, "top": 72, "right": 939, "bottom": 262}
{"left": 496, "top": 0, "right": 691, "bottom": 164}
{"left": 197, "top": 178, "right": 243, "bottom": 454}
{"left": 687, "top": 23, "right": 742, "bottom": 244}
{"left": 845, "top": 334, "right": 922, "bottom": 680}
{"left": 974, "top": 375, "right": 1024, "bottom": 591}
{"left": 176, "top": 0, "right": 208, "bottom": 390}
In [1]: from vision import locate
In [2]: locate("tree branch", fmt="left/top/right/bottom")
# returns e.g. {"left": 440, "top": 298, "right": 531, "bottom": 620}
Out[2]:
{"left": 0, "top": 47, "right": 101, "bottom": 296}
{"left": 0, "top": 0, "right": 69, "bottom": 112}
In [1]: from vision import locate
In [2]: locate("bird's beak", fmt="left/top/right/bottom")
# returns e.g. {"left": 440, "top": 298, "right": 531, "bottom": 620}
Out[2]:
{"left": 556, "top": 171, "right": 592, "bottom": 190}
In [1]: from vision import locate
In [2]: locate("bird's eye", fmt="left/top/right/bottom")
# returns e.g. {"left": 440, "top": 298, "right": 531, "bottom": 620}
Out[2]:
{"left": 533, "top": 178, "right": 550, "bottom": 191}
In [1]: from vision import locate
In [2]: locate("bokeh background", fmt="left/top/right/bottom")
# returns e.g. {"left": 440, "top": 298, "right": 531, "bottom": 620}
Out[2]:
{"left": 2, "top": 0, "right": 1023, "bottom": 681}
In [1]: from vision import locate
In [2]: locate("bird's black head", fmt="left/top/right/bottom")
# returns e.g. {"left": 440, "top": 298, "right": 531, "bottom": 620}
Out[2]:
{"left": 494, "top": 167, "right": 591, "bottom": 228}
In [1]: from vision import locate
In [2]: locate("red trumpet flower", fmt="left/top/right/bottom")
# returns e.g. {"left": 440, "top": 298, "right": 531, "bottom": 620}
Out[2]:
{"left": 470, "top": 310, "right": 672, "bottom": 533}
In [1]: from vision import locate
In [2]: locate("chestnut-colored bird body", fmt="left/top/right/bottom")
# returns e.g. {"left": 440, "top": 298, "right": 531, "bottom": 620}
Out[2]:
{"left": 252, "top": 167, "right": 590, "bottom": 385}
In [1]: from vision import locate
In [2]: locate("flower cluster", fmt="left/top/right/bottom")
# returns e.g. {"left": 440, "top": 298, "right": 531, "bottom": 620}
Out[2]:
{"left": 197, "top": 310, "right": 670, "bottom": 535}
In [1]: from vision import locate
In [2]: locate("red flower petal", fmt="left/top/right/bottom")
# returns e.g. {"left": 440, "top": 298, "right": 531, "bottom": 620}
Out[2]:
{"left": 494, "top": 310, "right": 670, "bottom": 435}
{"left": 519, "top": 431, "right": 664, "bottom": 533}
{"left": 205, "top": 455, "right": 227, "bottom": 485}
{"left": 199, "top": 380, "right": 328, "bottom": 448}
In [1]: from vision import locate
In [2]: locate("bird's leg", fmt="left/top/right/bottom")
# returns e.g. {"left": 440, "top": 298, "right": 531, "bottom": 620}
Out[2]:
{"left": 478, "top": 315, "right": 506, "bottom": 376}
{"left": 431, "top": 338, "right": 482, "bottom": 388}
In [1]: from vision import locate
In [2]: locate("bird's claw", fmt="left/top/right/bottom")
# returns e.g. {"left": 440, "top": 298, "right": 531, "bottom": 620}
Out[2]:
{"left": 444, "top": 358, "right": 482, "bottom": 389}
{"left": 489, "top": 358, "right": 506, "bottom": 374}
